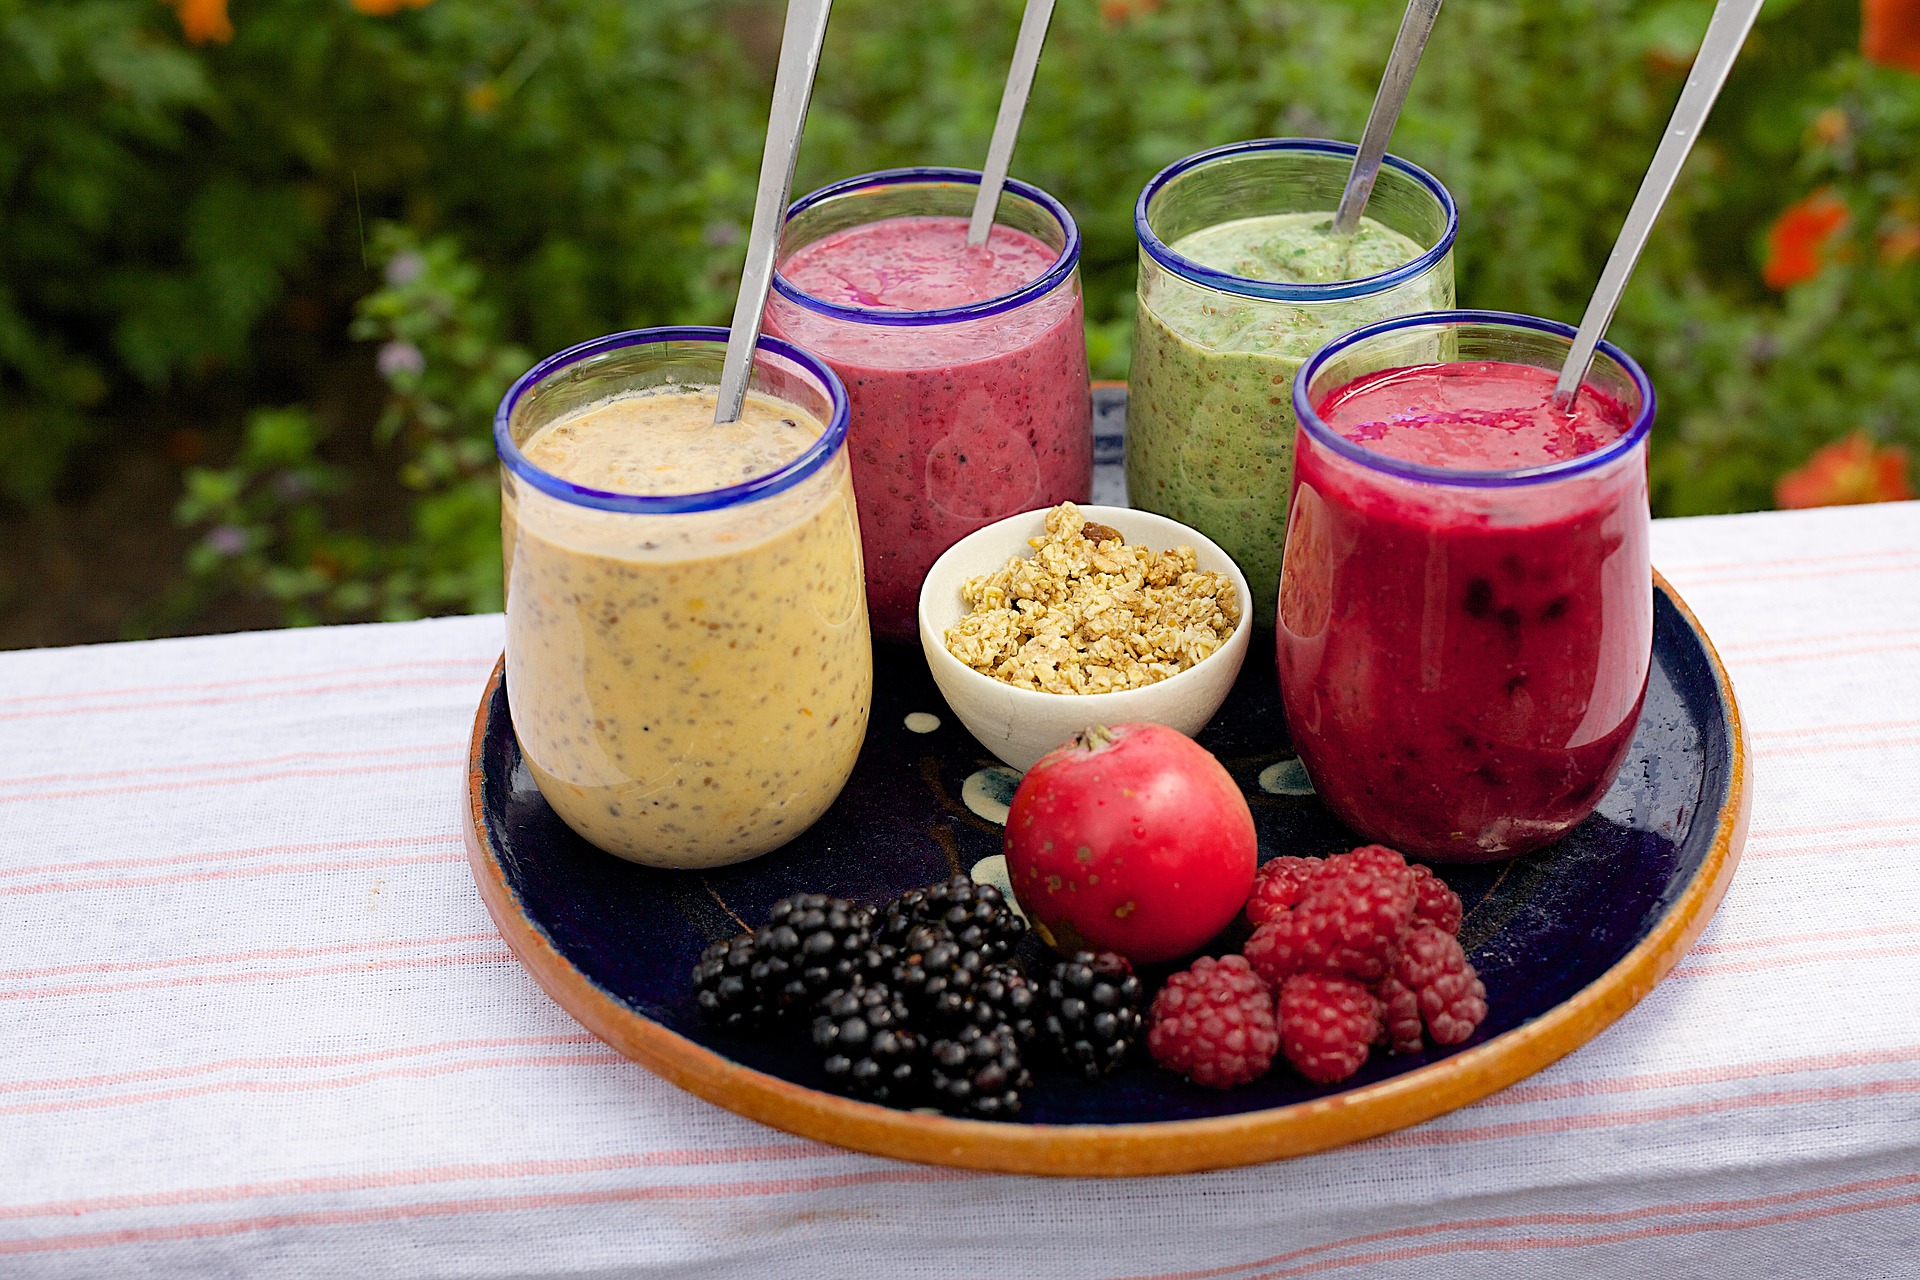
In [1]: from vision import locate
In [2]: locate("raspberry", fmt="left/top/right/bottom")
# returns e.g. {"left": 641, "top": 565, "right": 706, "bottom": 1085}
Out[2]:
{"left": 1243, "top": 858, "right": 1414, "bottom": 984}
{"left": 1147, "top": 955, "right": 1278, "bottom": 1089}
{"left": 1393, "top": 924, "right": 1488, "bottom": 1046}
{"left": 1245, "top": 856, "right": 1322, "bottom": 926}
{"left": 1311, "top": 844, "right": 1416, "bottom": 898}
{"left": 1278, "top": 973, "right": 1381, "bottom": 1085}
{"left": 1242, "top": 913, "right": 1313, "bottom": 985}
{"left": 1373, "top": 973, "right": 1425, "bottom": 1055}
{"left": 1409, "top": 864, "right": 1464, "bottom": 935}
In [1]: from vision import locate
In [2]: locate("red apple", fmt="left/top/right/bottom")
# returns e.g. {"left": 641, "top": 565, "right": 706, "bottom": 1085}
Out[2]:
{"left": 1004, "top": 723, "right": 1257, "bottom": 965}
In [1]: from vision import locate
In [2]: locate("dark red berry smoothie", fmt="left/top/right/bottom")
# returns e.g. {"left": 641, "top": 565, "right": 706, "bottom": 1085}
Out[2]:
{"left": 766, "top": 215, "right": 1092, "bottom": 640}
{"left": 1277, "top": 360, "right": 1651, "bottom": 861}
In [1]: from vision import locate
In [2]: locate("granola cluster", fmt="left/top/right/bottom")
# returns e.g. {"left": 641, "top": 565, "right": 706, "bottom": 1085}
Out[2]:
{"left": 943, "top": 504, "right": 1241, "bottom": 694}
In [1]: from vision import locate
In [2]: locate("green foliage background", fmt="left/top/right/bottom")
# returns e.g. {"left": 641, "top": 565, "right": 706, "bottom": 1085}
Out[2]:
{"left": 1, "top": 0, "right": 1915, "bottom": 628}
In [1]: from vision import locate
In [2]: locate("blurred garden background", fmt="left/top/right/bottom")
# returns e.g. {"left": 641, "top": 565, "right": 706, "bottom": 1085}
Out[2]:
{"left": 2, "top": 0, "right": 1916, "bottom": 649}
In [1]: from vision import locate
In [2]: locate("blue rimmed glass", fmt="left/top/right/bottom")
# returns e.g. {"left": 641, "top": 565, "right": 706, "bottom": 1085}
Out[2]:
{"left": 1277, "top": 310, "right": 1655, "bottom": 862}
{"left": 769, "top": 167, "right": 1082, "bottom": 325}
{"left": 763, "top": 167, "right": 1093, "bottom": 641}
{"left": 496, "top": 326, "right": 872, "bottom": 869}
{"left": 496, "top": 326, "right": 850, "bottom": 513}
{"left": 1126, "top": 138, "right": 1458, "bottom": 627}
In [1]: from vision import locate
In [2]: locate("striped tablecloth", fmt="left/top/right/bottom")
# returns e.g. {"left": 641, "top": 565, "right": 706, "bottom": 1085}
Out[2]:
{"left": 2, "top": 500, "right": 1917, "bottom": 1278}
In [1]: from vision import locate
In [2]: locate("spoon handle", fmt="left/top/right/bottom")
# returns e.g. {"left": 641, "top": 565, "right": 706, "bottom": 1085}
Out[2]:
{"left": 967, "top": 0, "right": 1059, "bottom": 248}
{"left": 1330, "top": 0, "right": 1444, "bottom": 238}
{"left": 1554, "top": 0, "right": 1765, "bottom": 405}
{"left": 715, "top": 0, "right": 834, "bottom": 426}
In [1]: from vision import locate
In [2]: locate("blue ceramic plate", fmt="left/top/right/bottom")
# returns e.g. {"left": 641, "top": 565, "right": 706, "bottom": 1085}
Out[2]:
{"left": 466, "top": 383, "right": 1749, "bottom": 1177}
{"left": 465, "top": 569, "right": 1747, "bottom": 1178}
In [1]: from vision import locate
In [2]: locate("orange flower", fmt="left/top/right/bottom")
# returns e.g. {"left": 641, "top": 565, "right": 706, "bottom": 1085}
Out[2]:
{"left": 1776, "top": 433, "right": 1915, "bottom": 509}
{"left": 1864, "top": 0, "right": 1920, "bottom": 75}
{"left": 1806, "top": 106, "right": 1851, "bottom": 148}
{"left": 353, "top": 0, "right": 435, "bottom": 13}
{"left": 1762, "top": 188, "right": 1851, "bottom": 290}
{"left": 168, "top": 0, "right": 232, "bottom": 44}
{"left": 1100, "top": 0, "right": 1161, "bottom": 24}
{"left": 1880, "top": 197, "right": 1920, "bottom": 265}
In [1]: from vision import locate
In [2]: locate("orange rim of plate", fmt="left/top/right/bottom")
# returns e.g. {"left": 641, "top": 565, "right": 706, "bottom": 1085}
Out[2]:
{"left": 464, "top": 570, "right": 1750, "bottom": 1177}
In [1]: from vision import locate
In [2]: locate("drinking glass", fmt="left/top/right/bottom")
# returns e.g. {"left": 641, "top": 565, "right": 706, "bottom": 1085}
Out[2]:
{"left": 496, "top": 327, "right": 870, "bottom": 868}
{"left": 1278, "top": 311, "right": 1654, "bottom": 861}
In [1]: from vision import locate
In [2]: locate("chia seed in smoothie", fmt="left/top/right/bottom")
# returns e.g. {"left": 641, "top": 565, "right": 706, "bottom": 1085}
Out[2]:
{"left": 1278, "top": 361, "right": 1651, "bottom": 861}
{"left": 766, "top": 215, "right": 1092, "bottom": 641}
{"left": 1128, "top": 213, "right": 1447, "bottom": 624}
{"left": 504, "top": 387, "right": 871, "bottom": 868}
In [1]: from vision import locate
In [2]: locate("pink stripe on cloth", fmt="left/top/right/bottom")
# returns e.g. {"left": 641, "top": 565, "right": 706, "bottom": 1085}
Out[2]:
{"left": 0, "top": 849, "right": 465, "bottom": 897}
{"left": 0, "top": 676, "right": 486, "bottom": 724}
{"left": 1725, "top": 626, "right": 1920, "bottom": 655}
{"left": 1669, "top": 555, "right": 1920, "bottom": 587}
{"left": 0, "top": 1034, "right": 598, "bottom": 1095}
{"left": 1733, "top": 640, "right": 1920, "bottom": 667}
{"left": 1108, "top": 1172, "right": 1920, "bottom": 1280}
{"left": 1670, "top": 942, "right": 1920, "bottom": 981}
{"left": 0, "top": 833, "right": 462, "bottom": 879}
{"left": 1377, "top": 1077, "right": 1920, "bottom": 1149}
{"left": 1228, "top": 1190, "right": 1920, "bottom": 1280}
{"left": 1485, "top": 1044, "right": 1920, "bottom": 1107}
{"left": 1747, "top": 814, "right": 1920, "bottom": 840}
{"left": 0, "top": 757, "right": 460, "bottom": 807}
{"left": 1690, "top": 922, "right": 1920, "bottom": 956}
{"left": 0, "top": 658, "right": 493, "bottom": 709}
{"left": 0, "top": 1168, "right": 979, "bottom": 1256}
{"left": 0, "top": 1051, "right": 627, "bottom": 1117}
{"left": 1751, "top": 714, "right": 1920, "bottom": 738}
{"left": 0, "top": 1142, "right": 837, "bottom": 1222}
{"left": 0, "top": 950, "right": 515, "bottom": 1001}
{"left": 1662, "top": 545, "right": 1920, "bottom": 576}
{"left": 1749, "top": 731, "right": 1920, "bottom": 755}
{"left": 0, "top": 931, "right": 503, "bottom": 982}
{"left": 0, "top": 743, "right": 455, "bottom": 791}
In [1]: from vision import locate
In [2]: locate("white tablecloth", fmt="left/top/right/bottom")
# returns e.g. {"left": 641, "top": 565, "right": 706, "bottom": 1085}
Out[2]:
{"left": 2, "top": 501, "right": 1917, "bottom": 1278}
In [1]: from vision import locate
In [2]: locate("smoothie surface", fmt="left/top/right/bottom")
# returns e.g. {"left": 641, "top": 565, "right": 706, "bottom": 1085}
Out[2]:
{"left": 779, "top": 215, "right": 1058, "bottom": 312}
{"left": 522, "top": 388, "right": 822, "bottom": 495}
{"left": 1171, "top": 212, "right": 1425, "bottom": 286}
{"left": 1315, "top": 361, "right": 1635, "bottom": 472}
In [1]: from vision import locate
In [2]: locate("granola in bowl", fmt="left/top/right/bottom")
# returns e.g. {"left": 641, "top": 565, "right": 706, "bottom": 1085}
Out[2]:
{"left": 942, "top": 503, "right": 1242, "bottom": 694}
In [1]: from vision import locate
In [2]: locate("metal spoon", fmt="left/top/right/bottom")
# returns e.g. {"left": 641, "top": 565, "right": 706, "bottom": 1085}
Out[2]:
{"left": 1329, "top": 0, "right": 1445, "bottom": 238}
{"left": 967, "top": 0, "right": 1059, "bottom": 247}
{"left": 715, "top": 0, "right": 834, "bottom": 426}
{"left": 1553, "top": 0, "right": 1766, "bottom": 407}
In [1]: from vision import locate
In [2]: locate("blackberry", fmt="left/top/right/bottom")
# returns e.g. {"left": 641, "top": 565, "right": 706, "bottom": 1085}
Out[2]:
{"left": 690, "top": 933, "right": 779, "bottom": 1033}
{"left": 880, "top": 875, "right": 1026, "bottom": 962}
{"left": 812, "top": 981, "right": 923, "bottom": 1105}
{"left": 937, "top": 961, "right": 1039, "bottom": 1047}
{"left": 1041, "top": 950, "right": 1146, "bottom": 1080}
{"left": 877, "top": 885, "right": 935, "bottom": 948}
{"left": 750, "top": 893, "right": 875, "bottom": 1014}
{"left": 927, "top": 1023, "right": 1031, "bottom": 1119}
{"left": 889, "top": 923, "right": 985, "bottom": 1023}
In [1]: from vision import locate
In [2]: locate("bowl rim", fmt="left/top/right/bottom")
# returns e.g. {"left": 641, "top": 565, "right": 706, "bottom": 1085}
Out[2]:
{"left": 916, "top": 503, "right": 1256, "bottom": 708}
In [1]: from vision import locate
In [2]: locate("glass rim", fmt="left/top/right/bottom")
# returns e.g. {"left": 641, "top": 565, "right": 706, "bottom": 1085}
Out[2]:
{"left": 1291, "top": 309, "right": 1656, "bottom": 489}
{"left": 1135, "top": 138, "right": 1459, "bottom": 303}
{"left": 493, "top": 326, "right": 851, "bottom": 515}
{"left": 769, "top": 166, "right": 1081, "bottom": 327}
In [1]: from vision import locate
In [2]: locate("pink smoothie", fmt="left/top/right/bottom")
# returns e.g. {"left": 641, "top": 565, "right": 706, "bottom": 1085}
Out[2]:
{"left": 766, "top": 215, "right": 1092, "bottom": 640}
{"left": 1277, "top": 361, "right": 1651, "bottom": 861}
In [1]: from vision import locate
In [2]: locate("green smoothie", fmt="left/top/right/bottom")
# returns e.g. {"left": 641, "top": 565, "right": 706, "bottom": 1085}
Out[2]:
{"left": 1128, "top": 212, "right": 1450, "bottom": 623}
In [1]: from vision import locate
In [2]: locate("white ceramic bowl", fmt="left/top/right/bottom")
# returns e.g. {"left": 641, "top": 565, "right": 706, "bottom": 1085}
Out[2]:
{"left": 917, "top": 505, "right": 1253, "bottom": 771}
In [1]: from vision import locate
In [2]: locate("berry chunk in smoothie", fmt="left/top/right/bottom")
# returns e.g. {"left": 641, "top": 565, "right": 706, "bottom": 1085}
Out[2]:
{"left": 767, "top": 213, "right": 1092, "bottom": 641}
{"left": 1278, "top": 360, "right": 1651, "bottom": 861}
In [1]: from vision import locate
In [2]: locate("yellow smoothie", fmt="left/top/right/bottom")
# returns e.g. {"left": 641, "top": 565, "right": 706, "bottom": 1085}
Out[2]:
{"left": 503, "top": 387, "right": 871, "bottom": 868}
